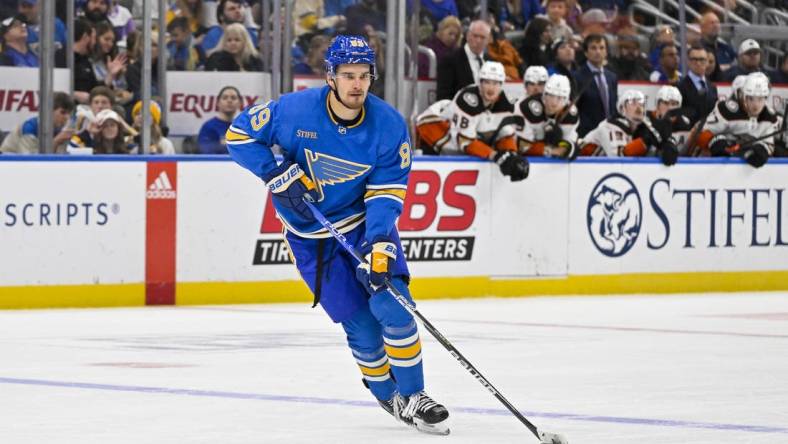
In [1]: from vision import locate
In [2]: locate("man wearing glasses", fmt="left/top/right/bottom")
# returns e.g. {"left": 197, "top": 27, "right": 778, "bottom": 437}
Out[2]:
{"left": 225, "top": 35, "right": 450, "bottom": 435}
{"left": 678, "top": 44, "right": 719, "bottom": 127}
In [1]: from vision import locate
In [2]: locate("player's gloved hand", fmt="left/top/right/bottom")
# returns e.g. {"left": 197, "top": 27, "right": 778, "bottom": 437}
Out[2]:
{"left": 543, "top": 121, "right": 563, "bottom": 146}
{"left": 553, "top": 140, "right": 577, "bottom": 160}
{"left": 659, "top": 139, "right": 679, "bottom": 166}
{"left": 493, "top": 151, "right": 529, "bottom": 182}
{"left": 739, "top": 143, "right": 770, "bottom": 168}
{"left": 261, "top": 160, "right": 319, "bottom": 222}
{"left": 709, "top": 135, "right": 734, "bottom": 157}
{"left": 355, "top": 236, "right": 397, "bottom": 294}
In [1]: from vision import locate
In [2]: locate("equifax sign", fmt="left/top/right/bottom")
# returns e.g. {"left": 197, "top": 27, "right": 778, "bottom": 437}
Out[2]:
{"left": 252, "top": 169, "right": 480, "bottom": 265}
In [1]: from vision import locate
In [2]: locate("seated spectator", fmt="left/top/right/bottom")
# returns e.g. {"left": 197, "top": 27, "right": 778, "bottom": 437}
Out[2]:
{"left": 166, "top": 0, "right": 208, "bottom": 37}
{"left": 126, "top": 30, "right": 162, "bottom": 108}
{"left": 579, "top": 0, "right": 623, "bottom": 14}
{"left": 131, "top": 101, "right": 175, "bottom": 155}
{"left": 543, "top": 0, "right": 574, "bottom": 43}
{"left": 366, "top": 30, "right": 386, "bottom": 98}
{"left": 648, "top": 25, "right": 674, "bottom": 69}
{"left": 345, "top": 0, "right": 386, "bottom": 36}
{"left": 91, "top": 21, "right": 131, "bottom": 99}
{"left": 107, "top": 0, "right": 135, "bottom": 50}
{"left": 608, "top": 34, "right": 649, "bottom": 81}
{"left": 419, "top": 0, "right": 459, "bottom": 27}
{"left": 293, "top": 34, "right": 330, "bottom": 75}
{"left": 82, "top": 0, "right": 110, "bottom": 25}
{"left": 293, "top": 0, "right": 345, "bottom": 39}
{"left": 771, "top": 55, "right": 788, "bottom": 85}
{"left": 497, "top": 0, "right": 543, "bottom": 30}
{"left": 705, "top": 48, "right": 723, "bottom": 82}
{"left": 486, "top": 16, "right": 524, "bottom": 81}
{"left": 75, "top": 86, "right": 116, "bottom": 134}
{"left": 0, "top": 15, "right": 38, "bottom": 67}
{"left": 1, "top": 92, "right": 75, "bottom": 154}
{"left": 649, "top": 43, "right": 681, "bottom": 84}
{"left": 520, "top": 17, "right": 552, "bottom": 69}
{"left": 547, "top": 38, "right": 578, "bottom": 94}
{"left": 324, "top": 0, "right": 356, "bottom": 17}
{"left": 197, "top": 85, "right": 241, "bottom": 154}
{"left": 69, "top": 108, "right": 135, "bottom": 154}
{"left": 59, "top": 19, "right": 98, "bottom": 104}
{"left": 724, "top": 39, "right": 774, "bottom": 81}
{"left": 205, "top": 23, "right": 262, "bottom": 71}
{"left": 698, "top": 12, "right": 736, "bottom": 72}
{"left": 419, "top": 15, "right": 462, "bottom": 78}
{"left": 200, "top": 0, "right": 258, "bottom": 54}
{"left": 578, "top": 8, "right": 609, "bottom": 38}
{"left": 18, "top": 0, "right": 67, "bottom": 53}
{"left": 167, "top": 16, "right": 205, "bottom": 71}
{"left": 436, "top": 19, "right": 491, "bottom": 100}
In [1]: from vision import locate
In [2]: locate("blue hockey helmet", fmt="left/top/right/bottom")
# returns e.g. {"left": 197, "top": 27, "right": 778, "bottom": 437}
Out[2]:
{"left": 324, "top": 35, "right": 376, "bottom": 77}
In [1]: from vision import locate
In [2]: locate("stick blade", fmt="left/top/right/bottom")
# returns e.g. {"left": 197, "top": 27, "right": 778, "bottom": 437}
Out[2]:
{"left": 539, "top": 431, "right": 569, "bottom": 444}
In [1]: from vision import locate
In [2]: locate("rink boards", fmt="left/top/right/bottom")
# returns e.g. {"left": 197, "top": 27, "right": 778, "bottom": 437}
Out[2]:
{"left": 0, "top": 156, "right": 787, "bottom": 308}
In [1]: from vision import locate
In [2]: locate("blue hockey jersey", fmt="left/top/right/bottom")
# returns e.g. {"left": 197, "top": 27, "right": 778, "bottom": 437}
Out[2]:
{"left": 226, "top": 86, "right": 412, "bottom": 243}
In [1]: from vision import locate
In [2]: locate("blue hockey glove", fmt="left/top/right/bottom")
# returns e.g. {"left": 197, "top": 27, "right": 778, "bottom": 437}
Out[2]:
{"left": 261, "top": 160, "right": 319, "bottom": 222}
{"left": 355, "top": 236, "right": 397, "bottom": 295}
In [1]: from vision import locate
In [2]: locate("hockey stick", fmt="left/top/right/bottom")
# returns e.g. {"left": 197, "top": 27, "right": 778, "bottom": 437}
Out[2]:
{"left": 734, "top": 104, "right": 788, "bottom": 151}
{"left": 303, "top": 200, "right": 569, "bottom": 444}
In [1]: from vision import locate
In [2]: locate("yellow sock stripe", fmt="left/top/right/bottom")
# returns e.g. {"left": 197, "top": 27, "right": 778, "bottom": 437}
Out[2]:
{"left": 358, "top": 362, "right": 391, "bottom": 377}
{"left": 384, "top": 339, "right": 422, "bottom": 360}
{"left": 364, "top": 189, "right": 407, "bottom": 200}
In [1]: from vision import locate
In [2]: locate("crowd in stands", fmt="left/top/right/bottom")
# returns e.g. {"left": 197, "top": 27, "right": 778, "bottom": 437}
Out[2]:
{"left": 0, "top": 0, "right": 787, "bottom": 158}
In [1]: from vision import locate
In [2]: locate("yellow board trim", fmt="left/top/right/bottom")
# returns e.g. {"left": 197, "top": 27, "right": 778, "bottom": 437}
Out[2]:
{"left": 384, "top": 340, "right": 422, "bottom": 359}
{"left": 0, "top": 284, "right": 144, "bottom": 309}
{"left": 2, "top": 270, "right": 788, "bottom": 309}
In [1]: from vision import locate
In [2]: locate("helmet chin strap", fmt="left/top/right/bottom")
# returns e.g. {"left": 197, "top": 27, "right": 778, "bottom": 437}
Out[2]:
{"left": 327, "top": 76, "right": 351, "bottom": 109}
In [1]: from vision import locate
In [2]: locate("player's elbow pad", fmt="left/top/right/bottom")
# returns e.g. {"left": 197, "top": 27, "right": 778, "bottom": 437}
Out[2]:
{"left": 623, "top": 138, "right": 647, "bottom": 157}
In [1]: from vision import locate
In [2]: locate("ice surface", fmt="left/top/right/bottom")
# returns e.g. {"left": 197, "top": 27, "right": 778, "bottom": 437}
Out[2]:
{"left": 1, "top": 292, "right": 787, "bottom": 443}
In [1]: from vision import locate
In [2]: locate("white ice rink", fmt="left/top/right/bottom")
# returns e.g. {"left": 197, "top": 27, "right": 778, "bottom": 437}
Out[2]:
{"left": 2, "top": 292, "right": 787, "bottom": 444}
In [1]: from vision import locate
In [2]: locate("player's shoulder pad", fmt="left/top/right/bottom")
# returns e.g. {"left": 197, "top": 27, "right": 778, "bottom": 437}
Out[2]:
{"left": 454, "top": 85, "right": 485, "bottom": 115}
{"left": 518, "top": 96, "right": 546, "bottom": 123}
{"left": 757, "top": 106, "right": 779, "bottom": 123}
{"left": 719, "top": 99, "right": 746, "bottom": 120}
{"left": 561, "top": 105, "right": 579, "bottom": 124}
{"left": 608, "top": 117, "right": 632, "bottom": 133}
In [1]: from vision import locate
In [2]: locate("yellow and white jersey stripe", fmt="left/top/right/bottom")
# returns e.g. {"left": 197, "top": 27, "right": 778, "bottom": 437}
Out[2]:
{"left": 384, "top": 331, "right": 422, "bottom": 368}
{"left": 225, "top": 125, "right": 255, "bottom": 145}
{"left": 364, "top": 184, "right": 408, "bottom": 206}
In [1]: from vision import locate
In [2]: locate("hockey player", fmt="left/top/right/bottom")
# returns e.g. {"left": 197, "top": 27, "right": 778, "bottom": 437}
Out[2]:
{"left": 514, "top": 74, "right": 579, "bottom": 159}
{"left": 696, "top": 73, "right": 777, "bottom": 167}
{"left": 524, "top": 65, "right": 549, "bottom": 97}
{"left": 579, "top": 89, "right": 678, "bottom": 164}
{"left": 226, "top": 35, "right": 450, "bottom": 434}
{"left": 647, "top": 85, "right": 692, "bottom": 160}
{"left": 415, "top": 60, "right": 529, "bottom": 181}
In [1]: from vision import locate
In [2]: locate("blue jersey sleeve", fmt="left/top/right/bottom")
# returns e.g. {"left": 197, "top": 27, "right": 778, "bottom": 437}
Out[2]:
{"left": 364, "top": 127, "right": 412, "bottom": 243}
{"left": 226, "top": 100, "right": 279, "bottom": 179}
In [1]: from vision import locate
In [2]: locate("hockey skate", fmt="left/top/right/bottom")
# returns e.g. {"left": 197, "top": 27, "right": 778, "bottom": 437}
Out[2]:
{"left": 394, "top": 391, "right": 450, "bottom": 435}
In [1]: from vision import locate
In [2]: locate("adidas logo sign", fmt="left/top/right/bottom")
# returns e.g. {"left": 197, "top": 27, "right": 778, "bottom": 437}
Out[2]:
{"left": 147, "top": 171, "right": 176, "bottom": 199}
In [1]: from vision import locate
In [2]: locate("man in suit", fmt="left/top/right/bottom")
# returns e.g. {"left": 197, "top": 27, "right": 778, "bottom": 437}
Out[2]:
{"left": 573, "top": 34, "right": 617, "bottom": 138}
{"left": 436, "top": 20, "right": 491, "bottom": 100}
{"left": 678, "top": 45, "right": 719, "bottom": 126}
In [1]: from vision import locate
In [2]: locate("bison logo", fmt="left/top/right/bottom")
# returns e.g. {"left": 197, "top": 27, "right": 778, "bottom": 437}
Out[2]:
{"left": 587, "top": 173, "right": 642, "bottom": 257}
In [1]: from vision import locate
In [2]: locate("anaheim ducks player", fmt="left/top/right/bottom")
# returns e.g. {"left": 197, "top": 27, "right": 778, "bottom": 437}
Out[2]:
{"left": 415, "top": 61, "right": 529, "bottom": 181}
{"left": 579, "top": 89, "right": 678, "bottom": 163}
{"left": 523, "top": 65, "right": 549, "bottom": 98}
{"left": 695, "top": 73, "right": 777, "bottom": 167}
{"left": 514, "top": 74, "right": 578, "bottom": 159}
{"left": 647, "top": 85, "right": 691, "bottom": 162}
